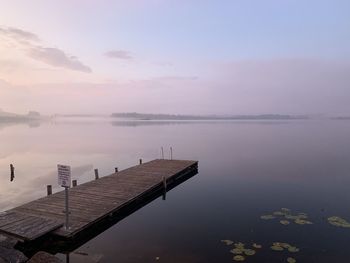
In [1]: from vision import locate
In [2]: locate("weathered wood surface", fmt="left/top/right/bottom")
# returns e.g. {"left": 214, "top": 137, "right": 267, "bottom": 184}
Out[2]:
{"left": 0, "top": 159, "right": 197, "bottom": 240}
{"left": 0, "top": 211, "right": 62, "bottom": 241}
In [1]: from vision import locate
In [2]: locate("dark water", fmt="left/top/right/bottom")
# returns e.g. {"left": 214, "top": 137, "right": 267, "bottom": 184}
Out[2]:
{"left": 1, "top": 119, "right": 350, "bottom": 262}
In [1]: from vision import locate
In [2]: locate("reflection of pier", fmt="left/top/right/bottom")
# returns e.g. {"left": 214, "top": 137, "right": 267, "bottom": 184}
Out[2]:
{"left": 0, "top": 159, "right": 198, "bottom": 258}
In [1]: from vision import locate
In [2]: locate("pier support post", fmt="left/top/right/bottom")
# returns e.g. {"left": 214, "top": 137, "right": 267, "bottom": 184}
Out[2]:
{"left": 115, "top": 167, "right": 118, "bottom": 173}
{"left": 47, "top": 185, "right": 52, "bottom": 196}
{"left": 139, "top": 159, "right": 142, "bottom": 165}
{"left": 94, "top": 169, "right": 99, "bottom": 180}
{"left": 162, "top": 176, "right": 167, "bottom": 200}
{"left": 72, "top": 180, "right": 77, "bottom": 187}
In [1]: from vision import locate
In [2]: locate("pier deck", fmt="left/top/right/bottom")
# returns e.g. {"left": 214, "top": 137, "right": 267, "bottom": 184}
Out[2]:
{"left": 0, "top": 159, "right": 198, "bottom": 241}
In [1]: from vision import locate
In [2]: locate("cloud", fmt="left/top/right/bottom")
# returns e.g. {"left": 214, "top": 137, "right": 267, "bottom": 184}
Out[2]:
{"left": 0, "top": 26, "right": 40, "bottom": 42}
{"left": 27, "top": 46, "right": 92, "bottom": 73}
{"left": 0, "top": 26, "right": 91, "bottom": 73}
{"left": 105, "top": 50, "right": 133, "bottom": 60}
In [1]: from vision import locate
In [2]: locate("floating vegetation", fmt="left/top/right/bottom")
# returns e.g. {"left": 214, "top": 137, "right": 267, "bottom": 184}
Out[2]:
{"left": 280, "top": 220, "right": 290, "bottom": 225}
{"left": 233, "top": 255, "right": 245, "bottom": 261}
{"left": 222, "top": 241, "right": 261, "bottom": 261}
{"left": 234, "top": 242, "right": 245, "bottom": 249}
{"left": 295, "top": 218, "right": 312, "bottom": 225}
{"left": 327, "top": 216, "right": 350, "bottom": 228}
{"left": 252, "top": 243, "right": 262, "bottom": 249}
{"left": 260, "top": 208, "right": 313, "bottom": 225}
{"left": 287, "top": 257, "right": 296, "bottom": 263}
{"left": 244, "top": 249, "right": 256, "bottom": 256}
{"left": 230, "top": 248, "right": 243, "bottom": 254}
{"left": 273, "top": 211, "right": 285, "bottom": 216}
{"left": 281, "top": 208, "right": 291, "bottom": 212}
{"left": 271, "top": 245, "right": 284, "bottom": 251}
{"left": 221, "top": 239, "right": 234, "bottom": 245}
{"left": 260, "top": 215, "right": 275, "bottom": 220}
{"left": 270, "top": 242, "right": 299, "bottom": 253}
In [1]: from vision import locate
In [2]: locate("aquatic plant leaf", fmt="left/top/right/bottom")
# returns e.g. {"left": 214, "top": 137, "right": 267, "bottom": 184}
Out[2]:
{"left": 281, "top": 208, "right": 291, "bottom": 212}
{"left": 327, "top": 216, "right": 350, "bottom": 228}
{"left": 243, "top": 249, "right": 256, "bottom": 256}
{"left": 288, "top": 246, "right": 299, "bottom": 253}
{"left": 260, "top": 215, "right": 275, "bottom": 220}
{"left": 233, "top": 255, "right": 245, "bottom": 261}
{"left": 294, "top": 219, "right": 313, "bottom": 225}
{"left": 287, "top": 257, "right": 296, "bottom": 263}
{"left": 234, "top": 242, "right": 245, "bottom": 249}
{"left": 280, "top": 243, "right": 291, "bottom": 249}
{"left": 271, "top": 245, "right": 284, "bottom": 251}
{"left": 252, "top": 243, "right": 262, "bottom": 249}
{"left": 273, "top": 211, "right": 285, "bottom": 216}
{"left": 280, "top": 220, "right": 290, "bottom": 225}
{"left": 221, "top": 240, "right": 234, "bottom": 245}
{"left": 230, "top": 248, "right": 243, "bottom": 254}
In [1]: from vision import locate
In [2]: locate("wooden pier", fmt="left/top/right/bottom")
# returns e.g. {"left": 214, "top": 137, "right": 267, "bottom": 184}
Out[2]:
{"left": 0, "top": 159, "right": 198, "bottom": 243}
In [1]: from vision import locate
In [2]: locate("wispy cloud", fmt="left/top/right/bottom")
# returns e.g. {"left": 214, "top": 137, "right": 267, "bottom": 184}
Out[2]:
{"left": 28, "top": 46, "right": 92, "bottom": 73}
{"left": 0, "top": 26, "right": 40, "bottom": 42}
{"left": 0, "top": 26, "right": 91, "bottom": 73}
{"left": 105, "top": 50, "right": 133, "bottom": 60}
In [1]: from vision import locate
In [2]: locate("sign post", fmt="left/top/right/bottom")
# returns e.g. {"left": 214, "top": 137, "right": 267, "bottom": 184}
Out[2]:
{"left": 57, "top": 164, "right": 71, "bottom": 230}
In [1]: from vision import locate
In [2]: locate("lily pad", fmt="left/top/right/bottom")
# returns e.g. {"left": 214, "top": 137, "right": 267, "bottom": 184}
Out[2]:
{"left": 288, "top": 246, "right": 300, "bottom": 253}
{"left": 328, "top": 216, "right": 350, "bottom": 228}
{"left": 244, "top": 249, "right": 256, "bottom": 256}
{"left": 260, "top": 215, "right": 275, "bottom": 220}
{"left": 252, "top": 243, "right": 262, "bottom": 249}
{"left": 230, "top": 248, "right": 243, "bottom": 254}
{"left": 271, "top": 245, "right": 284, "bottom": 251}
{"left": 233, "top": 255, "right": 245, "bottom": 261}
{"left": 295, "top": 219, "right": 312, "bottom": 225}
{"left": 273, "top": 211, "right": 285, "bottom": 216}
{"left": 287, "top": 257, "right": 296, "bottom": 263}
{"left": 280, "top": 220, "right": 290, "bottom": 225}
{"left": 281, "top": 208, "right": 291, "bottom": 212}
{"left": 234, "top": 242, "right": 245, "bottom": 249}
{"left": 280, "top": 243, "right": 291, "bottom": 249}
{"left": 221, "top": 240, "right": 234, "bottom": 245}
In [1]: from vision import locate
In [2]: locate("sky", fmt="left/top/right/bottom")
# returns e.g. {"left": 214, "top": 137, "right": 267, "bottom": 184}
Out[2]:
{"left": 0, "top": 0, "right": 350, "bottom": 115}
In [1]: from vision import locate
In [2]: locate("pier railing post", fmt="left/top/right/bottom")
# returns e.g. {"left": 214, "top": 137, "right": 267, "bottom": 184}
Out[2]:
{"left": 64, "top": 186, "right": 69, "bottom": 230}
{"left": 115, "top": 167, "right": 118, "bottom": 173}
{"left": 94, "top": 169, "right": 99, "bottom": 180}
{"left": 72, "top": 180, "right": 77, "bottom": 187}
{"left": 47, "top": 185, "right": 52, "bottom": 196}
{"left": 161, "top": 147, "right": 164, "bottom": 159}
{"left": 139, "top": 159, "right": 142, "bottom": 165}
{"left": 170, "top": 147, "right": 173, "bottom": 160}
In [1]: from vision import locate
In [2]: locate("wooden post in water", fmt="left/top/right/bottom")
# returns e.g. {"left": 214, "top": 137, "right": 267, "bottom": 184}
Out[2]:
{"left": 72, "top": 180, "right": 77, "bottom": 187}
{"left": 94, "top": 169, "right": 99, "bottom": 180}
{"left": 115, "top": 167, "right": 118, "bottom": 173}
{"left": 10, "top": 164, "right": 15, "bottom": 182}
{"left": 139, "top": 159, "right": 142, "bottom": 165}
{"left": 47, "top": 185, "right": 52, "bottom": 196}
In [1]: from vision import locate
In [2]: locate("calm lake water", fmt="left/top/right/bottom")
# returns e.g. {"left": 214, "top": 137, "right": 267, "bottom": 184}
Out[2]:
{"left": 1, "top": 119, "right": 350, "bottom": 262}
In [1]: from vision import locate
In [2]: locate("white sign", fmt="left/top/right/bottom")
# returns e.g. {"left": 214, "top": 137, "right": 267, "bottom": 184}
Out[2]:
{"left": 58, "top": 164, "right": 71, "bottom": 187}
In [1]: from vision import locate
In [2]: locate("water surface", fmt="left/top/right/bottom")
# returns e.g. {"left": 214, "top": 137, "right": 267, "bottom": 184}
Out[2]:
{"left": 1, "top": 119, "right": 350, "bottom": 262}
